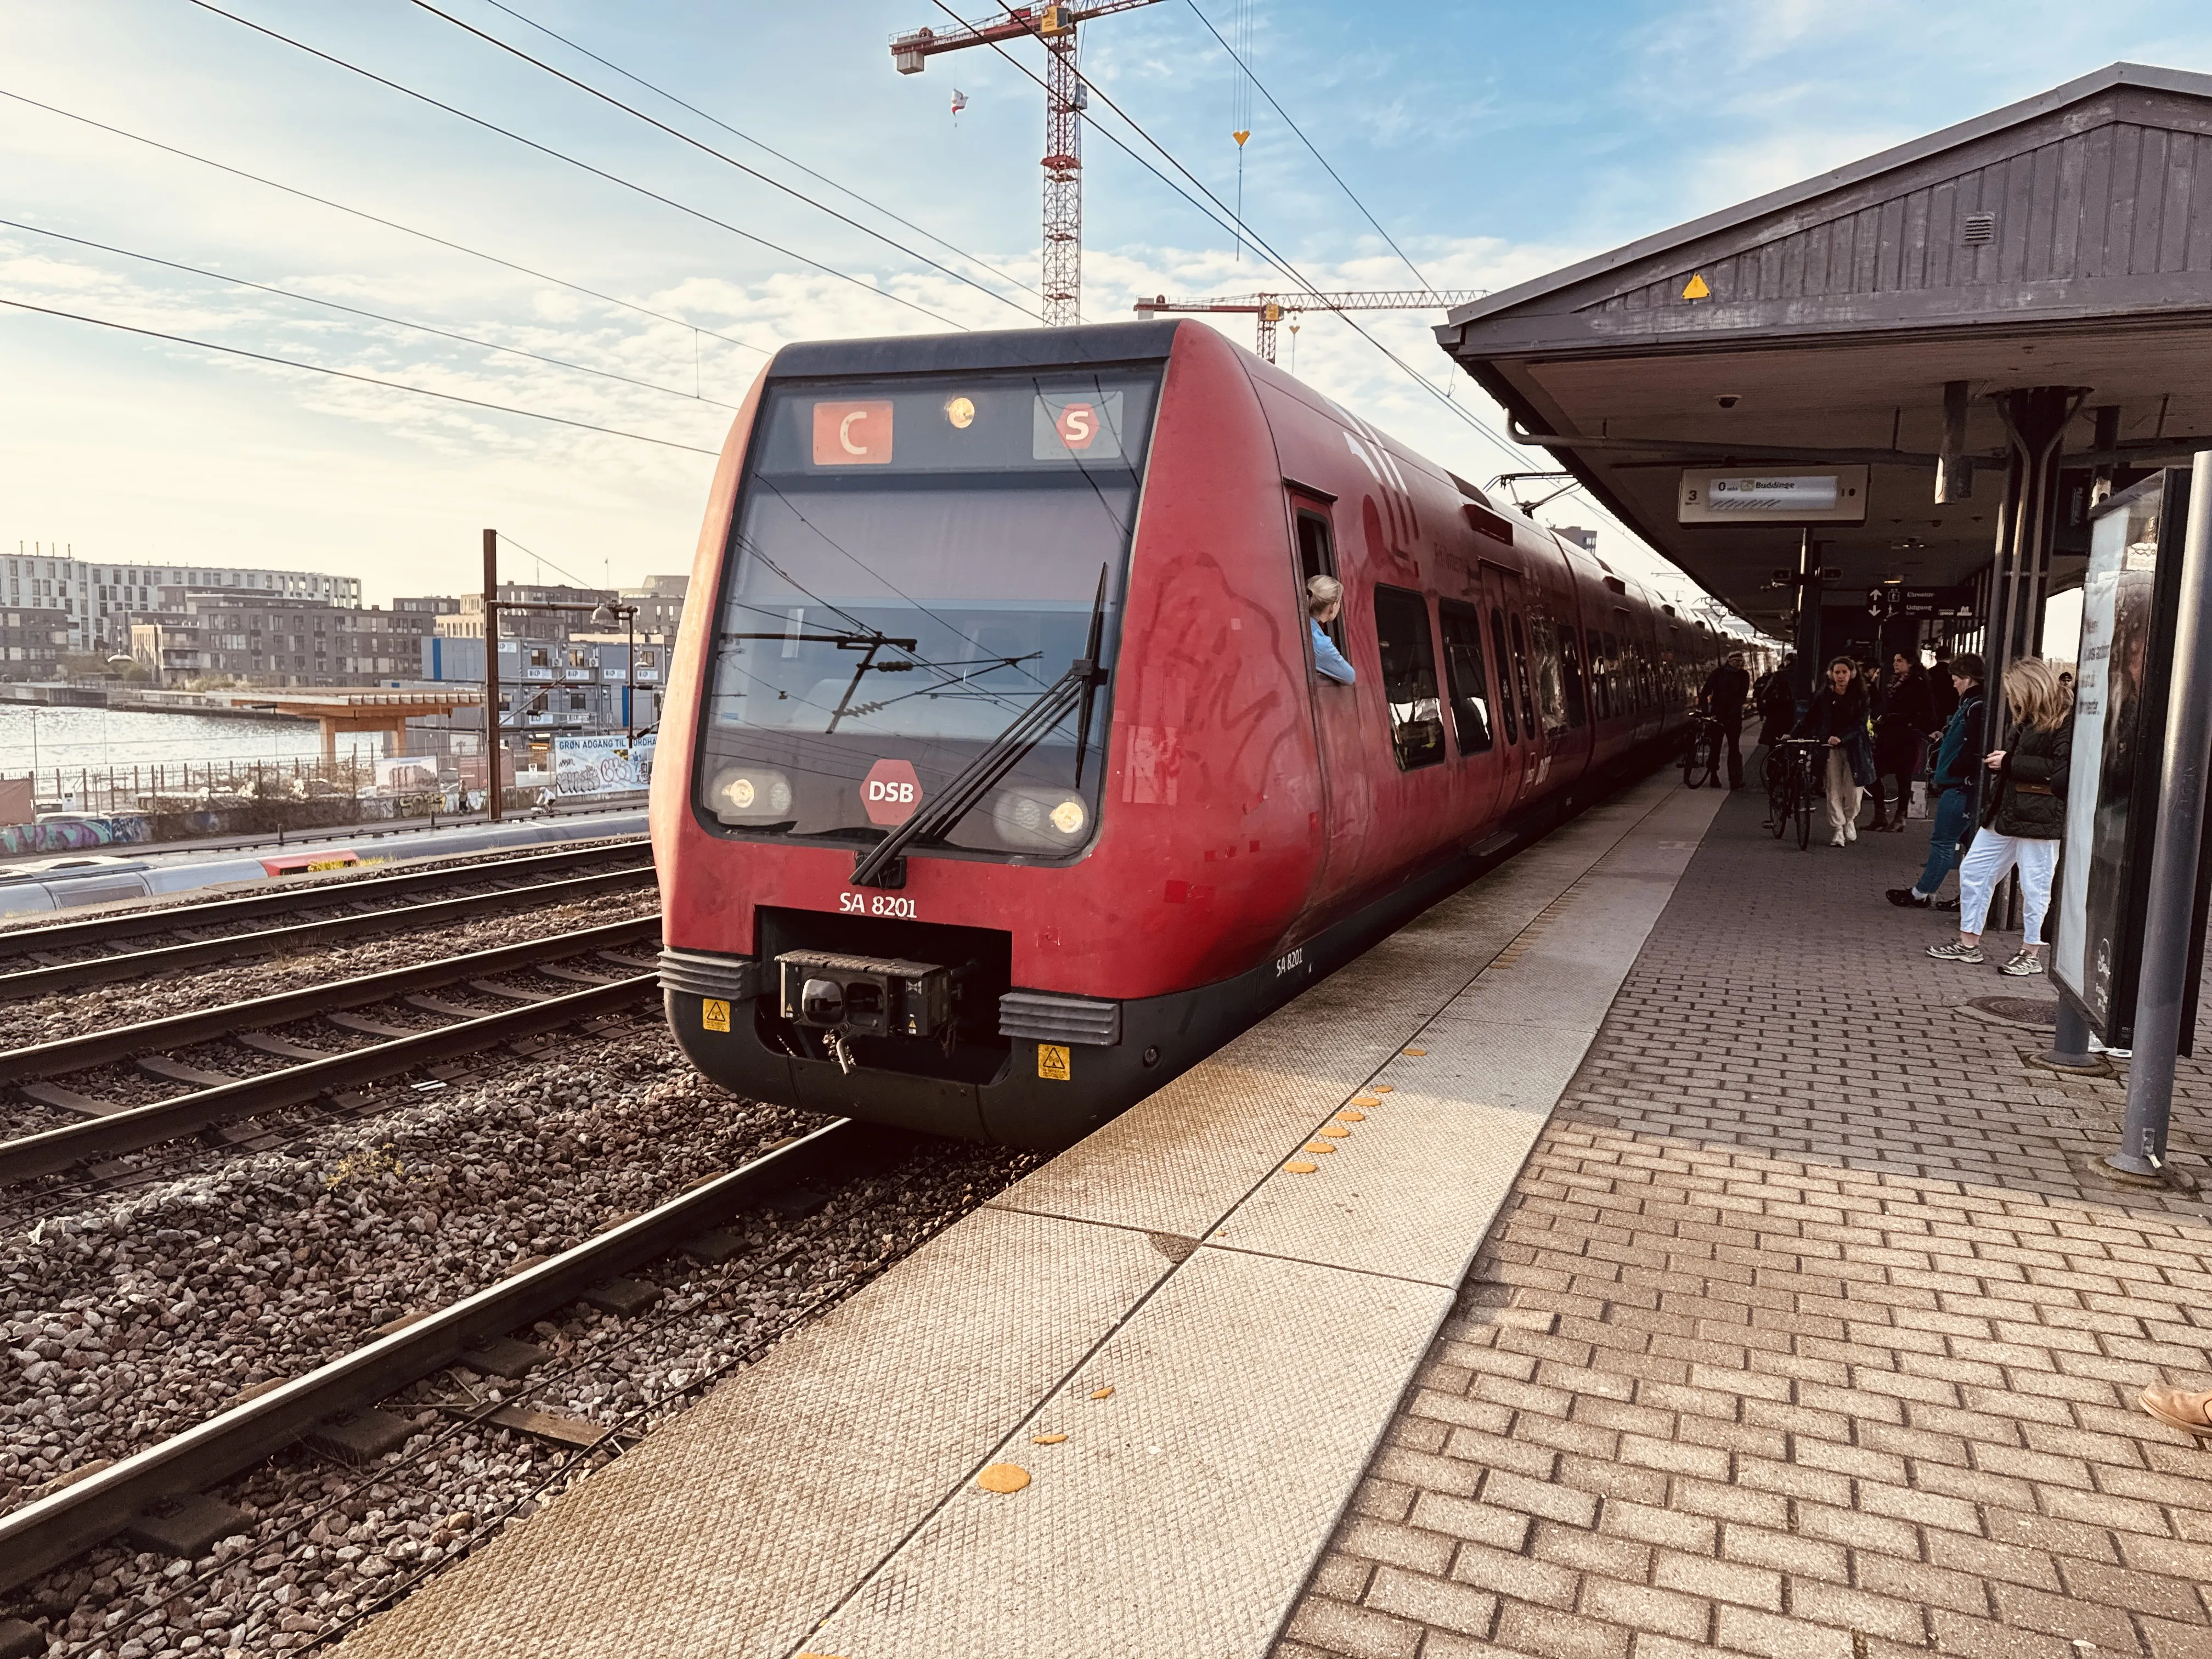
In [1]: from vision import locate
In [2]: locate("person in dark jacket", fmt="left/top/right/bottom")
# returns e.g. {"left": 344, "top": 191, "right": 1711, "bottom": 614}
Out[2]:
{"left": 1889, "top": 655, "right": 1985, "bottom": 909}
{"left": 1927, "top": 658, "right": 2072, "bottom": 974}
{"left": 1699, "top": 651, "right": 1752, "bottom": 788}
{"left": 1796, "top": 656, "right": 1875, "bottom": 846}
{"left": 1870, "top": 652, "right": 1936, "bottom": 833}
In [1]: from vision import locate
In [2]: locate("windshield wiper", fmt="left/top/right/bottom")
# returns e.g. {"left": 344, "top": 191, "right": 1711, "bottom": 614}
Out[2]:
{"left": 850, "top": 566, "right": 1109, "bottom": 890}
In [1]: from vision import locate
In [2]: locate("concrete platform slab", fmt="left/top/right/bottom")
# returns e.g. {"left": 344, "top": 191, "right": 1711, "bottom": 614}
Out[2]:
{"left": 337, "top": 772, "right": 1723, "bottom": 1659}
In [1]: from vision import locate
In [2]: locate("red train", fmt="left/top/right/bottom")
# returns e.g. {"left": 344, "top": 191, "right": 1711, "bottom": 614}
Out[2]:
{"left": 651, "top": 320, "right": 1717, "bottom": 1147}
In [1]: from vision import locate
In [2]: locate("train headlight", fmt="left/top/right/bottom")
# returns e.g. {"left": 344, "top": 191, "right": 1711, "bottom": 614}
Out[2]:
{"left": 709, "top": 766, "right": 793, "bottom": 823}
{"left": 991, "top": 787, "right": 1091, "bottom": 850}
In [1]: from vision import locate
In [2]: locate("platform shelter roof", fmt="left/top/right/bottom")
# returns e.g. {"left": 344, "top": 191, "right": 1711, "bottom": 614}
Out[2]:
{"left": 1436, "top": 62, "right": 2212, "bottom": 636}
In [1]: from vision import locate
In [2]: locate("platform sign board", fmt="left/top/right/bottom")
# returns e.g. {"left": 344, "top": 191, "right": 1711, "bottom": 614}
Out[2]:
{"left": 2051, "top": 469, "right": 2212, "bottom": 1049}
{"left": 1677, "top": 466, "right": 1867, "bottom": 525}
{"left": 552, "top": 733, "right": 654, "bottom": 797}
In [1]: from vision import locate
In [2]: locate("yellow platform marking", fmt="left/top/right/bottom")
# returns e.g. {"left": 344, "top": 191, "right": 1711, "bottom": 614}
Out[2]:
{"left": 975, "top": 1463, "right": 1030, "bottom": 1493}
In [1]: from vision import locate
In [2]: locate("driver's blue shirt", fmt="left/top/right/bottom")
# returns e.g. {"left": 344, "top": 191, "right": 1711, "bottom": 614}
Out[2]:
{"left": 1311, "top": 618, "right": 1356, "bottom": 684}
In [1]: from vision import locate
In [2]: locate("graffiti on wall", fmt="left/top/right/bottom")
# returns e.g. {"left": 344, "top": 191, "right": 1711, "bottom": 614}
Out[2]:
{"left": 0, "top": 816, "right": 154, "bottom": 855}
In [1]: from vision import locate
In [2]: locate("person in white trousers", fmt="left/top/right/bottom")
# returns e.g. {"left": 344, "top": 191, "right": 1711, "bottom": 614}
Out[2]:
{"left": 1796, "top": 656, "right": 1874, "bottom": 845}
{"left": 1928, "top": 658, "right": 2073, "bottom": 975}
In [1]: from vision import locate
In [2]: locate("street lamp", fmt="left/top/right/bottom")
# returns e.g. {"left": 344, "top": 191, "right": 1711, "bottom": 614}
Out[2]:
{"left": 589, "top": 599, "right": 640, "bottom": 743}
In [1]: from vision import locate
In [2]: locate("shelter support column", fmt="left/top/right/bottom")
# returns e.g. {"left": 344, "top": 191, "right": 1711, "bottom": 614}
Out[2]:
{"left": 1986, "top": 387, "right": 2089, "bottom": 716}
{"left": 1791, "top": 529, "right": 1821, "bottom": 703}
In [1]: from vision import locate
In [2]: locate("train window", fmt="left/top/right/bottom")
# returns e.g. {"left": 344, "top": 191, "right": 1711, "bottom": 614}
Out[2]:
{"left": 1294, "top": 506, "right": 1346, "bottom": 652}
{"left": 1560, "top": 625, "right": 1588, "bottom": 728}
{"left": 1508, "top": 613, "right": 1537, "bottom": 740}
{"left": 1437, "top": 601, "right": 1494, "bottom": 754}
{"left": 1601, "top": 630, "right": 1621, "bottom": 718}
{"left": 1372, "top": 585, "right": 1446, "bottom": 771}
{"left": 1489, "top": 608, "right": 1519, "bottom": 745}
{"left": 1527, "top": 613, "right": 1568, "bottom": 736}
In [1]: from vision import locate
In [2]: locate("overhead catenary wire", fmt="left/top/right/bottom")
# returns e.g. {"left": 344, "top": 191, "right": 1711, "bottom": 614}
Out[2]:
{"left": 481, "top": 0, "right": 1039, "bottom": 303}
{"left": 0, "top": 297, "right": 723, "bottom": 456}
{"left": 0, "top": 87, "right": 776, "bottom": 359}
{"left": 455, "top": 0, "right": 1045, "bottom": 310}
{"left": 946, "top": 2, "right": 1699, "bottom": 606}
{"left": 180, "top": 0, "right": 970, "bottom": 331}
{"left": 1182, "top": 0, "right": 1443, "bottom": 302}
{"left": 0, "top": 217, "right": 741, "bottom": 410}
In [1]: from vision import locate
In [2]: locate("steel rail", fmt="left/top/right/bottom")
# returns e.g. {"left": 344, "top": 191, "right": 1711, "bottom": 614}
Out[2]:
{"left": 0, "top": 865, "right": 656, "bottom": 1001}
{"left": 0, "top": 837, "right": 649, "bottom": 960}
{"left": 0, "top": 975, "right": 658, "bottom": 1184}
{"left": 0, "top": 917, "right": 661, "bottom": 1083}
{"left": 0, "top": 1116, "right": 898, "bottom": 1593}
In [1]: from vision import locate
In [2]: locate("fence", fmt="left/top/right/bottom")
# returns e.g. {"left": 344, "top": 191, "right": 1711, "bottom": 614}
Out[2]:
{"left": 8, "top": 755, "right": 388, "bottom": 818}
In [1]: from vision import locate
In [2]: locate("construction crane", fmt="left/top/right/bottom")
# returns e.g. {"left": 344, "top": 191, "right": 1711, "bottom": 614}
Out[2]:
{"left": 893, "top": 2, "right": 1165, "bottom": 327}
{"left": 1134, "top": 289, "right": 1489, "bottom": 364}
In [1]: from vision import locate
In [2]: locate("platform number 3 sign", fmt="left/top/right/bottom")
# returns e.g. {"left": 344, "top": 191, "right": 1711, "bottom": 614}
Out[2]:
{"left": 1037, "top": 1043, "right": 1071, "bottom": 1081}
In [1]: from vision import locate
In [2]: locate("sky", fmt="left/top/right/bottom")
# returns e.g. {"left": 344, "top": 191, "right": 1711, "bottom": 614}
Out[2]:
{"left": 4, "top": 1, "right": 2210, "bottom": 617}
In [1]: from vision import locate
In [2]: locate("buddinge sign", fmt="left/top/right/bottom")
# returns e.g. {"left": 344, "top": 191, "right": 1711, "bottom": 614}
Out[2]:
{"left": 552, "top": 733, "right": 655, "bottom": 797}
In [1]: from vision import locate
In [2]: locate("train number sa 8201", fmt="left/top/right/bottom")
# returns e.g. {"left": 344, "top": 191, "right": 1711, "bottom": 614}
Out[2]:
{"left": 840, "top": 891, "right": 918, "bottom": 919}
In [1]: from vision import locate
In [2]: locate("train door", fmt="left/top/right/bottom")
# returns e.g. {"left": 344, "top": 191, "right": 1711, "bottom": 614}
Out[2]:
{"left": 1481, "top": 560, "right": 1544, "bottom": 802}
{"left": 1437, "top": 598, "right": 1506, "bottom": 825}
{"left": 1289, "top": 490, "right": 1373, "bottom": 907}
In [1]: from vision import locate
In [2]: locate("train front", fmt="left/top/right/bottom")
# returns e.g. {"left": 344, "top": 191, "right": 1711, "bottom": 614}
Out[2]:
{"left": 652, "top": 322, "right": 1298, "bottom": 1148}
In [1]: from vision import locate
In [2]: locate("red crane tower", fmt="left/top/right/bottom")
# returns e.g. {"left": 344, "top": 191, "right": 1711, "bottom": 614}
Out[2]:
{"left": 893, "top": 2, "right": 1164, "bottom": 327}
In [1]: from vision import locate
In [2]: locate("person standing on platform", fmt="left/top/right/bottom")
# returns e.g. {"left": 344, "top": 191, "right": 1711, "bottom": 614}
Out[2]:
{"left": 1925, "top": 658, "right": 2072, "bottom": 973}
{"left": 1306, "top": 575, "right": 1356, "bottom": 685}
{"left": 1752, "top": 657, "right": 1797, "bottom": 765}
{"left": 1699, "top": 651, "right": 1752, "bottom": 789}
{"left": 1870, "top": 652, "right": 1935, "bottom": 832}
{"left": 1798, "top": 657, "right": 1875, "bottom": 847}
{"left": 1888, "top": 654, "right": 1985, "bottom": 910}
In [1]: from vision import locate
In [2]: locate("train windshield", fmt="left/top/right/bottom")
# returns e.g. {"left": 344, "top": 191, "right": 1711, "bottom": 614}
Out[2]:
{"left": 693, "top": 365, "right": 1161, "bottom": 859}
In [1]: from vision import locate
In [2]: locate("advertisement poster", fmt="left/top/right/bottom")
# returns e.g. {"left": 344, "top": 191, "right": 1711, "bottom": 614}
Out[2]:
{"left": 552, "top": 733, "right": 655, "bottom": 797}
{"left": 2052, "top": 470, "right": 2196, "bottom": 1046}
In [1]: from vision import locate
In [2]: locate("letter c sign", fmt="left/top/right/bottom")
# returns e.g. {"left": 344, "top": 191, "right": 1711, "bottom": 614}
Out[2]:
{"left": 812, "top": 400, "right": 894, "bottom": 466}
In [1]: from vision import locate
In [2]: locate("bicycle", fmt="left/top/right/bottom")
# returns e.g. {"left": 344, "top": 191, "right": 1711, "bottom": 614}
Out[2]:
{"left": 1680, "top": 713, "right": 1724, "bottom": 789}
{"left": 1765, "top": 739, "right": 1824, "bottom": 850}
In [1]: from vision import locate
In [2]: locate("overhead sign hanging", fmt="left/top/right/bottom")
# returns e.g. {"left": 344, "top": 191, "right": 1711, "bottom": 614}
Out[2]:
{"left": 1677, "top": 466, "right": 1867, "bottom": 525}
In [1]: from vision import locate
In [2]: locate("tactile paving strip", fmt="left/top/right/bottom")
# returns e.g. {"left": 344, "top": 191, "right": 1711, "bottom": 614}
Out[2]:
{"left": 335, "top": 1209, "right": 1168, "bottom": 1659}
{"left": 807, "top": 1249, "right": 1451, "bottom": 1659}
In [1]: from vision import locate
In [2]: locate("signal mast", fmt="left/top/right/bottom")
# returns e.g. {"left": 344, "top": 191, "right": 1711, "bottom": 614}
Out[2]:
{"left": 893, "top": 2, "right": 1164, "bottom": 326}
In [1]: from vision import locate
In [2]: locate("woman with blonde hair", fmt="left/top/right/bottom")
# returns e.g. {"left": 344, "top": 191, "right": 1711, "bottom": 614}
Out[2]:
{"left": 1927, "top": 657, "right": 2073, "bottom": 974}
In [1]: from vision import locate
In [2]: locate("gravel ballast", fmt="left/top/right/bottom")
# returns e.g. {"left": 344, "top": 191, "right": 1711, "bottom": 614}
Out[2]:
{"left": 0, "top": 1017, "right": 1041, "bottom": 1657}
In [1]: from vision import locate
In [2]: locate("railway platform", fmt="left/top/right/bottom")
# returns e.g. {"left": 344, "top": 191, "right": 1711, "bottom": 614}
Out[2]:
{"left": 334, "top": 773, "right": 2212, "bottom": 1659}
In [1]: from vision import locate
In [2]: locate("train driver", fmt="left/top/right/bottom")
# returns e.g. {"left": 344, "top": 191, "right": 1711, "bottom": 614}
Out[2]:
{"left": 1307, "top": 575, "right": 1357, "bottom": 685}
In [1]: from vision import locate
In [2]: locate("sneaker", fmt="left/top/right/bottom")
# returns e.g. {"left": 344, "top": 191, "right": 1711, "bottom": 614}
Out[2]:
{"left": 1846, "top": 820, "right": 1858, "bottom": 843}
{"left": 2002, "top": 951, "right": 2045, "bottom": 976}
{"left": 1927, "top": 940, "right": 1985, "bottom": 963}
{"left": 1936, "top": 898, "right": 1960, "bottom": 912}
{"left": 1886, "top": 888, "right": 1931, "bottom": 909}
{"left": 1830, "top": 831, "right": 1847, "bottom": 848}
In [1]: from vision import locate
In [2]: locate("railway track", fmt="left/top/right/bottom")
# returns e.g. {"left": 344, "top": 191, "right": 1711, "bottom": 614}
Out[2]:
{"left": 0, "top": 1117, "right": 900, "bottom": 1595}
{"left": 0, "top": 919, "right": 663, "bottom": 1186}
{"left": 0, "top": 840, "right": 654, "bottom": 1000}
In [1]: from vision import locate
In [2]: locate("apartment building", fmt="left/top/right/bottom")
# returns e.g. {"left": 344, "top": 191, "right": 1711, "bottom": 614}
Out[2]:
{"left": 132, "top": 590, "right": 443, "bottom": 687}
{"left": 5, "top": 544, "right": 361, "bottom": 653}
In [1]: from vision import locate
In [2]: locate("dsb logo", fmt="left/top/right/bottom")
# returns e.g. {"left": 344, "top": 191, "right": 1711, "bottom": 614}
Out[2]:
{"left": 861, "top": 758, "right": 922, "bottom": 826}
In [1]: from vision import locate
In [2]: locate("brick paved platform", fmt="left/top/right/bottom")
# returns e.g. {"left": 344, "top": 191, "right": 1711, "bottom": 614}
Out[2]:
{"left": 1276, "top": 788, "right": 2212, "bottom": 1659}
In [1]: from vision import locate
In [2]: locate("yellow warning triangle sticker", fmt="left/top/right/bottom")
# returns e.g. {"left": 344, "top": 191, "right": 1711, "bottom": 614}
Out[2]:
{"left": 1233, "top": 129, "right": 1251, "bottom": 145}
{"left": 1681, "top": 273, "right": 1712, "bottom": 300}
